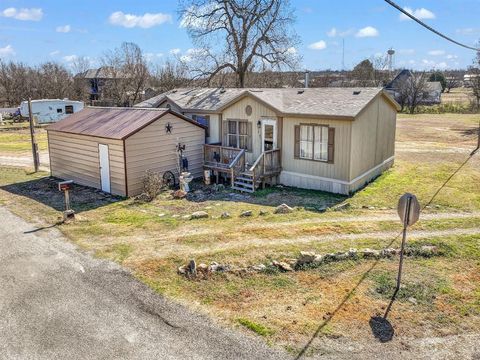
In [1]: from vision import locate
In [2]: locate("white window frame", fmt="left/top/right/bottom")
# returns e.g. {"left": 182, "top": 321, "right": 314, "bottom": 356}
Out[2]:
{"left": 261, "top": 119, "right": 277, "bottom": 151}
{"left": 299, "top": 124, "right": 329, "bottom": 162}
{"left": 227, "top": 120, "right": 249, "bottom": 150}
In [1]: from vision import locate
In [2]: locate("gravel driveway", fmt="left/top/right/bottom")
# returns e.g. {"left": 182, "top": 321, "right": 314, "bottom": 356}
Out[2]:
{"left": 0, "top": 206, "right": 288, "bottom": 360}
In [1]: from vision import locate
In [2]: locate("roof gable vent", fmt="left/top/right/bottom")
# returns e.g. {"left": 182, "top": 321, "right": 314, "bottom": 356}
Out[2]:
{"left": 353, "top": 90, "right": 361, "bottom": 95}
{"left": 297, "top": 89, "right": 305, "bottom": 94}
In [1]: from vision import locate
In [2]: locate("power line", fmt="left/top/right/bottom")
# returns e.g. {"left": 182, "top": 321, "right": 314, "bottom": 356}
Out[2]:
{"left": 384, "top": 0, "right": 480, "bottom": 52}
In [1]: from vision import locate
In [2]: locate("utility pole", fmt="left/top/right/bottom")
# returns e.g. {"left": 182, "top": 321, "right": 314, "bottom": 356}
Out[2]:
{"left": 27, "top": 98, "right": 40, "bottom": 172}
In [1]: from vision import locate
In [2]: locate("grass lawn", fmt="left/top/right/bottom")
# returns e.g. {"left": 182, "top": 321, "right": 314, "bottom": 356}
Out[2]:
{"left": 0, "top": 128, "right": 48, "bottom": 153}
{"left": 0, "top": 113, "right": 479, "bottom": 356}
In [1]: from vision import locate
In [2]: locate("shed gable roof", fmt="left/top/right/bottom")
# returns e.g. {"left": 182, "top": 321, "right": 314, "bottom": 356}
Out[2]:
{"left": 46, "top": 107, "right": 205, "bottom": 140}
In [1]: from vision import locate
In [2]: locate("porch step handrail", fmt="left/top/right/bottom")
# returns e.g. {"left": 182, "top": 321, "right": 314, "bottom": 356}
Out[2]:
{"left": 248, "top": 148, "right": 281, "bottom": 187}
{"left": 228, "top": 148, "right": 246, "bottom": 169}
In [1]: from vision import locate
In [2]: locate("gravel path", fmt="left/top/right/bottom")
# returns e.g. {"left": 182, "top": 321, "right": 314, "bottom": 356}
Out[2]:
{"left": 0, "top": 206, "right": 288, "bottom": 360}
{"left": 0, "top": 152, "right": 49, "bottom": 171}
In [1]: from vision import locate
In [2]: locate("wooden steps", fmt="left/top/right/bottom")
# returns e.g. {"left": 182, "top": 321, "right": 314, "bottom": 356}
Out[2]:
{"left": 232, "top": 172, "right": 257, "bottom": 193}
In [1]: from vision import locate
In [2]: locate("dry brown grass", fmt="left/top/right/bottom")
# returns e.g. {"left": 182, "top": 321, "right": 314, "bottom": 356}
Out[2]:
{"left": 1, "top": 113, "right": 480, "bottom": 355}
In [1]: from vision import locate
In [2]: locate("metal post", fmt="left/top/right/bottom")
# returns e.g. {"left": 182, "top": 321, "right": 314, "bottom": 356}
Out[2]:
{"left": 27, "top": 98, "right": 40, "bottom": 172}
{"left": 65, "top": 189, "right": 70, "bottom": 211}
{"left": 476, "top": 116, "right": 480, "bottom": 153}
{"left": 396, "top": 196, "right": 411, "bottom": 292}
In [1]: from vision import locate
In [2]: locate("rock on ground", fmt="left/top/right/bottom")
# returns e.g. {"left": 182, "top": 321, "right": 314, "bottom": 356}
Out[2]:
{"left": 274, "top": 204, "right": 294, "bottom": 214}
{"left": 191, "top": 211, "right": 209, "bottom": 219}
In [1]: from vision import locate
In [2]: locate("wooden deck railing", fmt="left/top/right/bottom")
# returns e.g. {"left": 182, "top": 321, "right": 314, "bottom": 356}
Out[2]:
{"left": 204, "top": 144, "right": 244, "bottom": 169}
{"left": 248, "top": 149, "right": 281, "bottom": 185}
{"left": 228, "top": 149, "right": 246, "bottom": 186}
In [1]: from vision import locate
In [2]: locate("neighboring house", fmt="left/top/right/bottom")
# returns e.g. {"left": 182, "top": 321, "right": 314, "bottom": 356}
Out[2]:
{"left": 76, "top": 67, "right": 121, "bottom": 102}
{"left": 20, "top": 99, "right": 84, "bottom": 124}
{"left": 46, "top": 107, "right": 206, "bottom": 196}
{"left": 136, "top": 87, "right": 399, "bottom": 195}
{"left": 464, "top": 73, "right": 480, "bottom": 88}
{"left": 385, "top": 69, "right": 442, "bottom": 105}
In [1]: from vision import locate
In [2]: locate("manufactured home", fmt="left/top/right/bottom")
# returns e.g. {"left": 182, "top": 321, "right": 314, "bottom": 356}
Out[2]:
{"left": 46, "top": 107, "right": 206, "bottom": 196}
{"left": 20, "top": 99, "right": 84, "bottom": 124}
{"left": 136, "top": 87, "right": 400, "bottom": 195}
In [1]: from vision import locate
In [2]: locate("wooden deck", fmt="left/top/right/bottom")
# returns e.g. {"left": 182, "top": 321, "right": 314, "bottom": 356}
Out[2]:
{"left": 203, "top": 144, "right": 281, "bottom": 192}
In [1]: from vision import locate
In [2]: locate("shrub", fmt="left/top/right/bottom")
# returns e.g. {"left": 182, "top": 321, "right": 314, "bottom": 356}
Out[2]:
{"left": 142, "top": 170, "right": 163, "bottom": 201}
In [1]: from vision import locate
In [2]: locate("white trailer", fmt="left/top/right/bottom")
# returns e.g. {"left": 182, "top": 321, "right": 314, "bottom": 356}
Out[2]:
{"left": 20, "top": 99, "right": 84, "bottom": 124}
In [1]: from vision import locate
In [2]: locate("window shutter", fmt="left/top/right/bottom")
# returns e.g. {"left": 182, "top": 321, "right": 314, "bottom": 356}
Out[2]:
{"left": 294, "top": 125, "right": 300, "bottom": 158}
{"left": 327, "top": 127, "right": 335, "bottom": 163}
{"left": 246, "top": 121, "right": 253, "bottom": 151}
{"left": 222, "top": 120, "right": 228, "bottom": 145}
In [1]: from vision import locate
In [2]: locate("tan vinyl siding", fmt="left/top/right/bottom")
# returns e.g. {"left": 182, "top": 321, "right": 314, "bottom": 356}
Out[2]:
{"left": 48, "top": 131, "right": 126, "bottom": 196}
{"left": 221, "top": 96, "right": 279, "bottom": 163}
{"left": 282, "top": 117, "right": 352, "bottom": 182}
{"left": 350, "top": 95, "right": 397, "bottom": 181}
{"left": 184, "top": 112, "right": 221, "bottom": 144}
{"left": 125, "top": 113, "right": 205, "bottom": 196}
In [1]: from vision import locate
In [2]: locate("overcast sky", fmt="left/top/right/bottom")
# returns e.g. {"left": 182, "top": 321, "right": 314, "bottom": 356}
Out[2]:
{"left": 0, "top": 0, "right": 479, "bottom": 71}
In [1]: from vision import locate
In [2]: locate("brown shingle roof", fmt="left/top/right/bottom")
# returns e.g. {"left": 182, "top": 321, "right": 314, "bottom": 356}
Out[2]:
{"left": 46, "top": 107, "right": 204, "bottom": 140}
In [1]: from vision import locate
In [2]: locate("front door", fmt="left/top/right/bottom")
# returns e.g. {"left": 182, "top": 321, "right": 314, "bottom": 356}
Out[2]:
{"left": 98, "top": 144, "right": 111, "bottom": 193}
{"left": 261, "top": 119, "right": 277, "bottom": 151}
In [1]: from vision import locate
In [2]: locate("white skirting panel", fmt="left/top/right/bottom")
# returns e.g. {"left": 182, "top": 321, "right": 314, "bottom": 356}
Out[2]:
{"left": 279, "top": 156, "right": 395, "bottom": 195}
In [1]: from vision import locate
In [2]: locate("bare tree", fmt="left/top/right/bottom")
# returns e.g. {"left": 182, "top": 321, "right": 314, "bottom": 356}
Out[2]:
{"left": 0, "top": 60, "right": 37, "bottom": 106}
{"left": 34, "top": 62, "right": 73, "bottom": 99}
{"left": 405, "top": 71, "right": 429, "bottom": 114}
{"left": 371, "top": 55, "right": 390, "bottom": 86}
{"left": 350, "top": 59, "right": 374, "bottom": 87}
{"left": 395, "top": 78, "right": 410, "bottom": 112}
{"left": 179, "top": 0, "right": 300, "bottom": 87}
{"left": 71, "top": 56, "right": 92, "bottom": 102}
{"left": 101, "top": 42, "right": 149, "bottom": 106}
{"left": 470, "top": 50, "right": 480, "bottom": 110}
{"left": 350, "top": 56, "right": 389, "bottom": 87}
{"left": 444, "top": 71, "right": 460, "bottom": 93}
{"left": 149, "top": 60, "right": 189, "bottom": 93}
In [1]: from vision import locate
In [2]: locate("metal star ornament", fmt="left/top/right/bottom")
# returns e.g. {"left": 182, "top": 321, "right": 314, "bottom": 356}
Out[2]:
{"left": 165, "top": 122, "right": 173, "bottom": 134}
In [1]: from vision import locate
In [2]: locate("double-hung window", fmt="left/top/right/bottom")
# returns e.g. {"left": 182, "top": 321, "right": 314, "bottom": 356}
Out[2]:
{"left": 299, "top": 125, "right": 329, "bottom": 162}
{"left": 226, "top": 120, "right": 250, "bottom": 151}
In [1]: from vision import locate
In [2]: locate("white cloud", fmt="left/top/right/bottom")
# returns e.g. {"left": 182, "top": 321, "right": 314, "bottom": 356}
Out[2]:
{"left": 109, "top": 11, "right": 172, "bottom": 29}
{"left": 0, "top": 44, "right": 15, "bottom": 57}
{"left": 49, "top": 50, "right": 60, "bottom": 56}
{"left": 422, "top": 59, "right": 448, "bottom": 69}
{"left": 399, "top": 7, "right": 435, "bottom": 21}
{"left": 327, "top": 28, "right": 337, "bottom": 37}
{"left": 286, "top": 47, "right": 297, "bottom": 55}
{"left": 180, "top": 3, "right": 219, "bottom": 29}
{"left": 1, "top": 7, "right": 43, "bottom": 21}
{"left": 180, "top": 48, "right": 208, "bottom": 62}
{"left": 446, "top": 54, "right": 458, "bottom": 60}
{"left": 456, "top": 27, "right": 480, "bottom": 36}
{"left": 145, "top": 52, "right": 164, "bottom": 62}
{"left": 56, "top": 25, "right": 71, "bottom": 33}
{"left": 428, "top": 50, "right": 445, "bottom": 56}
{"left": 326, "top": 27, "right": 354, "bottom": 38}
{"left": 308, "top": 40, "right": 327, "bottom": 50}
{"left": 398, "top": 48, "right": 415, "bottom": 55}
{"left": 169, "top": 48, "right": 181, "bottom": 55}
{"left": 355, "top": 26, "right": 379, "bottom": 38}
{"left": 62, "top": 54, "right": 77, "bottom": 63}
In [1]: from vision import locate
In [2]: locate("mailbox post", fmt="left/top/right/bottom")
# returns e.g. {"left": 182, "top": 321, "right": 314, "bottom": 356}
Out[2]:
{"left": 396, "top": 193, "right": 420, "bottom": 292}
{"left": 58, "top": 180, "right": 75, "bottom": 220}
